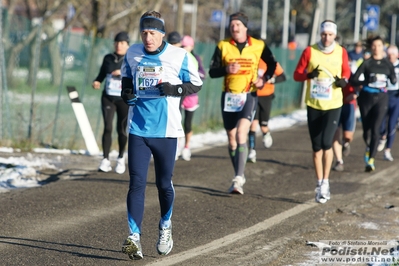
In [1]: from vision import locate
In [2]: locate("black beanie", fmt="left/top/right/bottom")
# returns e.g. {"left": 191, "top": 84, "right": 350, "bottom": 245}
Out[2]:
{"left": 229, "top": 12, "right": 248, "bottom": 27}
{"left": 167, "top": 31, "right": 181, "bottom": 44}
{"left": 114, "top": 31, "right": 129, "bottom": 43}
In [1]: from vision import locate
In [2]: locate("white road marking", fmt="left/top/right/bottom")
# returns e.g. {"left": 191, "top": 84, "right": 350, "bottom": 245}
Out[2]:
{"left": 146, "top": 163, "right": 399, "bottom": 266}
{"left": 146, "top": 199, "right": 317, "bottom": 266}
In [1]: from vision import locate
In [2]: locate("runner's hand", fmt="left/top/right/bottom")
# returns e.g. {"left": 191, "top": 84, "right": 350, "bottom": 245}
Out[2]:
{"left": 306, "top": 65, "right": 320, "bottom": 79}
{"left": 121, "top": 89, "right": 137, "bottom": 106}
{"left": 156, "top": 82, "right": 184, "bottom": 96}
{"left": 226, "top": 62, "right": 240, "bottom": 74}
{"left": 254, "top": 76, "right": 265, "bottom": 88}
{"left": 369, "top": 75, "right": 377, "bottom": 83}
{"left": 92, "top": 81, "right": 101, "bottom": 89}
{"left": 334, "top": 76, "right": 348, "bottom": 88}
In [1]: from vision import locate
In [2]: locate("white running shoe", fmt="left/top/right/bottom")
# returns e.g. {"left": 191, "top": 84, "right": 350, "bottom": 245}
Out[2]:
{"left": 315, "top": 186, "right": 327, "bottom": 204}
{"left": 98, "top": 158, "right": 112, "bottom": 172}
{"left": 247, "top": 149, "right": 256, "bottom": 163}
{"left": 181, "top": 148, "right": 191, "bottom": 161}
{"left": 228, "top": 175, "right": 246, "bottom": 195}
{"left": 320, "top": 181, "right": 330, "bottom": 200}
{"left": 377, "top": 139, "right": 387, "bottom": 152}
{"left": 115, "top": 157, "right": 126, "bottom": 174}
{"left": 263, "top": 132, "right": 273, "bottom": 148}
{"left": 122, "top": 233, "right": 143, "bottom": 260}
{"left": 157, "top": 225, "right": 173, "bottom": 255}
{"left": 384, "top": 150, "right": 394, "bottom": 161}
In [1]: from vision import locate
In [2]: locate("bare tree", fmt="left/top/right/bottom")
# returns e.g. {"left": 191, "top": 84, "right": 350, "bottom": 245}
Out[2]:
{"left": 67, "top": 0, "right": 164, "bottom": 82}
{"left": 5, "top": 0, "right": 70, "bottom": 86}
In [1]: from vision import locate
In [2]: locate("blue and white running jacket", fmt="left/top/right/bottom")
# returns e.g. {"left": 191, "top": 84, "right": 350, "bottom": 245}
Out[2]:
{"left": 122, "top": 42, "right": 203, "bottom": 138}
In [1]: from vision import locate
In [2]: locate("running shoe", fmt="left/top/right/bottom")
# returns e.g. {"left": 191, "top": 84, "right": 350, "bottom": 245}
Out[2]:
{"left": 377, "top": 139, "right": 387, "bottom": 152}
{"left": 181, "top": 148, "right": 191, "bottom": 161}
{"left": 263, "top": 132, "right": 273, "bottom": 148}
{"left": 384, "top": 150, "right": 394, "bottom": 161}
{"left": 228, "top": 175, "right": 246, "bottom": 195}
{"left": 315, "top": 185, "right": 327, "bottom": 204}
{"left": 364, "top": 147, "right": 370, "bottom": 164}
{"left": 98, "top": 158, "right": 112, "bottom": 172}
{"left": 247, "top": 149, "right": 256, "bottom": 163}
{"left": 122, "top": 233, "right": 143, "bottom": 260}
{"left": 332, "top": 161, "right": 344, "bottom": 172}
{"left": 157, "top": 224, "right": 173, "bottom": 255}
{"left": 320, "top": 181, "right": 330, "bottom": 200}
{"left": 342, "top": 142, "right": 351, "bottom": 157}
{"left": 115, "top": 157, "right": 126, "bottom": 174}
{"left": 365, "top": 158, "right": 375, "bottom": 172}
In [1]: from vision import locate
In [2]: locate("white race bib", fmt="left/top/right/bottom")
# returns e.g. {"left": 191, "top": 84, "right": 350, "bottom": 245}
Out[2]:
{"left": 105, "top": 74, "right": 122, "bottom": 96}
{"left": 135, "top": 66, "right": 164, "bottom": 98}
{"left": 224, "top": 92, "right": 247, "bottom": 112}
{"left": 310, "top": 78, "right": 333, "bottom": 100}
{"left": 368, "top": 74, "right": 388, "bottom": 89}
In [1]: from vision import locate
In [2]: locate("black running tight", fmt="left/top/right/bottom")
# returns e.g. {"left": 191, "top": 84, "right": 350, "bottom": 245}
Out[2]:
{"left": 357, "top": 91, "right": 388, "bottom": 158}
{"left": 307, "top": 106, "right": 341, "bottom": 152}
{"left": 101, "top": 95, "right": 129, "bottom": 159}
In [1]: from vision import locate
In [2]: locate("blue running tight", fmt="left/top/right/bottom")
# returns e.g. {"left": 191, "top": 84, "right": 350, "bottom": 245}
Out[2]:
{"left": 126, "top": 134, "right": 176, "bottom": 235}
{"left": 380, "top": 91, "right": 399, "bottom": 149}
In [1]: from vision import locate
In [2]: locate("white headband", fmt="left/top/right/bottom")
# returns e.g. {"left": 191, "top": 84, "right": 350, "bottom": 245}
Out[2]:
{"left": 320, "top": 22, "right": 337, "bottom": 35}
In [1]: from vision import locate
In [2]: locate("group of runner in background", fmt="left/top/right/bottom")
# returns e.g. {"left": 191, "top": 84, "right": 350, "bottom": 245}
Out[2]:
{"left": 90, "top": 10, "right": 399, "bottom": 260}
{"left": 92, "top": 16, "right": 399, "bottom": 203}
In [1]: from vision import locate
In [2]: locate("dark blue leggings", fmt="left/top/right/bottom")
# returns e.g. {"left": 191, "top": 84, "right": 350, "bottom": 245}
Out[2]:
{"left": 126, "top": 134, "right": 177, "bottom": 235}
{"left": 380, "top": 91, "right": 399, "bottom": 149}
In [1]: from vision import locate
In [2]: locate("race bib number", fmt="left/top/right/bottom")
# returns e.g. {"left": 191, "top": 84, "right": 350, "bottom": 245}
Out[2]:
{"left": 224, "top": 92, "right": 247, "bottom": 112}
{"left": 310, "top": 78, "right": 333, "bottom": 100}
{"left": 105, "top": 74, "right": 122, "bottom": 96}
{"left": 135, "top": 66, "right": 164, "bottom": 98}
{"left": 368, "top": 74, "right": 388, "bottom": 89}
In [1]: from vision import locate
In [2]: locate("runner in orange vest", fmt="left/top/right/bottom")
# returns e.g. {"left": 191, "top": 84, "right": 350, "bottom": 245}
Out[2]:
{"left": 248, "top": 60, "right": 286, "bottom": 163}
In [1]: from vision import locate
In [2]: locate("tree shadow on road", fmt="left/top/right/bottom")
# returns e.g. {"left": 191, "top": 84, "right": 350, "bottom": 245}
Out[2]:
{"left": 147, "top": 181, "right": 231, "bottom": 198}
{"left": 0, "top": 235, "right": 128, "bottom": 262}
{"left": 253, "top": 159, "right": 311, "bottom": 170}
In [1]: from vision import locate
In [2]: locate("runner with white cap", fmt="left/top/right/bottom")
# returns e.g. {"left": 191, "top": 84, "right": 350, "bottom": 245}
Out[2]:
{"left": 294, "top": 20, "right": 351, "bottom": 203}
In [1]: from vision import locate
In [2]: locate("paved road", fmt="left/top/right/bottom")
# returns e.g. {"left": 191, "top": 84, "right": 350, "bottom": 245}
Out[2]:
{"left": 1, "top": 123, "right": 398, "bottom": 265}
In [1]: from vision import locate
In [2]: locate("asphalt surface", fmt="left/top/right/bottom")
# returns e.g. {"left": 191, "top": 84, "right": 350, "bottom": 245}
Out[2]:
{"left": 1, "top": 122, "right": 398, "bottom": 266}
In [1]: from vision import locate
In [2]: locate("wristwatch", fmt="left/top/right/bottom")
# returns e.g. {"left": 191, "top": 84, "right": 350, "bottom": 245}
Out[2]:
{"left": 177, "top": 87, "right": 183, "bottom": 94}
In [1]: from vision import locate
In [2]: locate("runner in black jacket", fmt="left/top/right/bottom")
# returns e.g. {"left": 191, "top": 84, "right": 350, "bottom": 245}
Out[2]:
{"left": 92, "top": 31, "right": 130, "bottom": 174}
{"left": 350, "top": 36, "right": 397, "bottom": 172}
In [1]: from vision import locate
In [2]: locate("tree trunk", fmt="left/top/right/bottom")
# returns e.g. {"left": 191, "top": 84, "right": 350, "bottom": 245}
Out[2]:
{"left": 6, "top": 27, "right": 38, "bottom": 87}
{"left": 27, "top": 36, "right": 41, "bottom": 86}
{"left": 45, "top": 25, "right": 62, "bottom": 86}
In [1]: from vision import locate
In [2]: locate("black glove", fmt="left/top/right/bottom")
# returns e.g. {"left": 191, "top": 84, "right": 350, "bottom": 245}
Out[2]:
{"left": 121, "top": 89, "right": 137, "bottom": 106}
{"left": 334, "top": 76, "right": 348, "bottom": 88}
{"left": 369, "top": 75, "right": 377, "bottom": 83}
{"left": 306, "top": 65, "right": 320, "bottom": 79}
{"left": 156, "top": 82, "right": 184, "bottom": 97}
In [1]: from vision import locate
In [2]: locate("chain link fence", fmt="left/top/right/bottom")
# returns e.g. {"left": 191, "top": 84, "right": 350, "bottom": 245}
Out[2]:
{"left": 1, "top": 12, "right": 303, "bottom": 151}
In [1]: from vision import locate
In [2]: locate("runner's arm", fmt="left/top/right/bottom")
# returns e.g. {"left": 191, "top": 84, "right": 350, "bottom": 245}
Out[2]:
{"left": 194, "top": 54, "right": 206, "bottom": 80}
{"left": 209, "top": 46, "right": 227, "bottom": 78}
{"left": 293, "top": 47, "right": 311, "bottom": 82}
{"left": 260, "top": 42, "right": 277, "bottom": 80}
{"left": 388, "top": 60, "right": 398, "bottom": 85}
{"left": 341, "top": 48, "right": 351, "bottom": 80}
{"left": 274, "top": 72, "right": 287, "bottom": 83}
{"left": 349, "top": 60, "right": 367, "bottom": 87}
{"left": 94, "top": 54, "right": 113, "bottom": 83}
